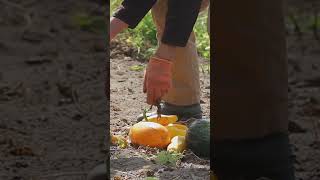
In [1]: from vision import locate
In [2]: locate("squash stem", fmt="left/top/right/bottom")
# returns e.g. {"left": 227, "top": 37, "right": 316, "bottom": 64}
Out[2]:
{"left": 143, "top": 105, "right": 153, "bottom": 121}
{"left": 143, "top": 109, "right": 148, "bottom": 121}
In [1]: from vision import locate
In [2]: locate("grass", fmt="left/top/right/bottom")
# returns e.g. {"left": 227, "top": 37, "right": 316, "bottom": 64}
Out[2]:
{"left": 71, "top": 11, "right": 107, "bottom": 41}
{"left": 111, "top": 0, "right": 210, "bottom": 60}
{"left": 145, "top": 177, "right": 159, "bottom": 180}
{"left": 154, "top": 151, "right": 183, "bottom": 166}
{"left": 129, "top": 64, "right": 145, "bottom": 71}
{"left": 286, "top": 10, "right": 320, "bottom": 35}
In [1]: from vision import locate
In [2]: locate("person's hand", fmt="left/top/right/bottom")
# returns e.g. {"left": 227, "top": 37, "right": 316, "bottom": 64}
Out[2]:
{"left": 110, "top": 17, "right": 128, "bottom": 41}
{"left": 143, "top": 56, "right": 173, "bottom": 105}
{"left": 143, "top": 43, "right": 176, "bottom": 105}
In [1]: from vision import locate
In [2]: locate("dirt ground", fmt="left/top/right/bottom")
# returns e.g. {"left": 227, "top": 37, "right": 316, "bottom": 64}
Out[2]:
{"left": 109, "top": 40, "right": 210, "bottom": 180}
{"left": 286, "top": 1, "right": 320, "bottom": 180}
{"left": 286, "top": 33, "right": 320, "bottom": 180}
{"left": 0, "top": 0, "right": 106, "bottom": 179}
{"left": 109, "top": 34, "right": 320, "bottom": 180}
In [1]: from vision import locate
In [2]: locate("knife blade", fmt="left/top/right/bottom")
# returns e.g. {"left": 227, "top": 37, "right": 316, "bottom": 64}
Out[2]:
{"left": 156, "top": 100, "right": 161, "bottom": 119}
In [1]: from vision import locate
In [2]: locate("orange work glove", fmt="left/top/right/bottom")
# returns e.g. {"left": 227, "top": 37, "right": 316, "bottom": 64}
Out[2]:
{"left": 143, "top": 56, "right": 173, "bottom": 105}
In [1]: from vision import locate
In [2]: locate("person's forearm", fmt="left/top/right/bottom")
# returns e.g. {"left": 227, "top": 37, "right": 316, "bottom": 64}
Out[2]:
{"left": 110, "top": 17, "right": 129, "bottom": 41}
{"left": 154, "top": 43, "right": 176, "bottom": 61}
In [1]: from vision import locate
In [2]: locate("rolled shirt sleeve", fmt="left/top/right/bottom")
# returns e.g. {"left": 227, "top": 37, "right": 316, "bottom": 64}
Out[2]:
{"left": 161, "top": 0, "right": 203, "bottom": 47}
{"left": 112, "top": 0, "right": 156, "bottom": 29}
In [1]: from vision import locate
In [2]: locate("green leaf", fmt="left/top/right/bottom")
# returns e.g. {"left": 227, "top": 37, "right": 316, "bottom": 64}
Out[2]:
{"left": 129, "top": 65, "right": 144, "bottom": 72}
{"left": 145, "top": 177, "right": 159, "bottom": 180}
{"left": 71, "top": 12, "right": 106, "bottom": 33}
{"left": 155, "top": 151, "right": 183, "bottom": 166}
{"left": 143, "top": 108, "right": 148, "bottom": 121}
{"left": 117, "top": 138, "right": 127, "bottom": 149}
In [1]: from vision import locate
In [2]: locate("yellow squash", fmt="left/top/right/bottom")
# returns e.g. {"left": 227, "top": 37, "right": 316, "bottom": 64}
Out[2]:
{"left": 167, "top": 123, "right": 188, "bottom": 130}
{"left": 110, "top": 134, "right": 128, "bottom": 148}
{"left": 129, "top": 122, "right": 171, "bottom": 148}
{"left": 165, "top": 123, "right": 188, "bottom": 140}
{"left": 111, "top": 134, "right": 117, "bottom": 144}
{"left": 147, "top": 114, "right": 178, "bottom": 126}
{"left": 167, "top": 136, "right": 186, "bottom": 153}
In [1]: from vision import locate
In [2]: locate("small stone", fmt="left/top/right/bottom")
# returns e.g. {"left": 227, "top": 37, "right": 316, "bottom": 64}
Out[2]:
{"left": 25, "top": 56, "right": 52, "bottom": 65}
{"left": 124, "top": 57, "right": 131, "bottom": 61}
{"left": 146, "top": 170, "right": 155, "bottom": 177}
{"left": 66, "top": 63, "right": 73, "bottom": 70}
{"left": 72, "top": 114, "right": 83, "bottom": 121}
{"left": 22, "top": 30, "right": 52, "bottom": 43}
{"left": 163, "top": 167, "right": 174, "bottom": 171}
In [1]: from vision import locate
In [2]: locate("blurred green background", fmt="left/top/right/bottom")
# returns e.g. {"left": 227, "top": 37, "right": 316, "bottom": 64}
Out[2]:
{"left": 110, "top": 0, "right": 210, "bottom": 60}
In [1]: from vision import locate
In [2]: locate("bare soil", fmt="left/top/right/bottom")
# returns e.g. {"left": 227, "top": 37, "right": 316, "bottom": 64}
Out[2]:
{"left": 0, "top": 0, "right": 107, "bottom": 179}
{"left": 109, "top": 40, "right": 211, "bottom": 180}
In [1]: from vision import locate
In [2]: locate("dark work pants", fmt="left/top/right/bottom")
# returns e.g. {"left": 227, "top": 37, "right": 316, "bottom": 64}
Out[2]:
{"left": 212, "top": 1, "right": 294, "bottom": 179}
{"left": 213, "top": 133, "right": 295, "bottom": 180}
